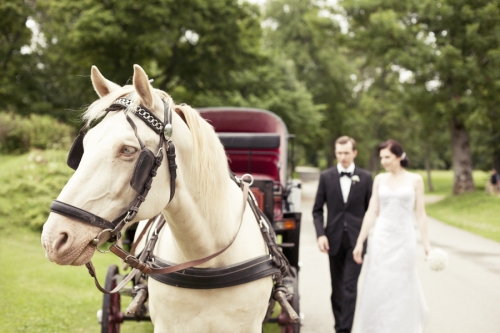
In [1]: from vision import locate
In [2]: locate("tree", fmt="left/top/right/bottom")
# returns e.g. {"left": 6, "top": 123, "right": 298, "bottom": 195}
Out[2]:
{"left": 341, "top": 0, "right": 500, "bottom": 194}
{"left": 0, "top": 1, "right": 47, "bottom": 114}
{"left": 263, "top": 0, "right": 356, "bottom": 167}
{"left": 34, "top": 0, "right": 264, "bottom": 119}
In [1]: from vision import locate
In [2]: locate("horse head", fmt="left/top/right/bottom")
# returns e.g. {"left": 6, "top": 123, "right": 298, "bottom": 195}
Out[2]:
{"left": 41, "top": 65, "right": 191, "bottom": 265}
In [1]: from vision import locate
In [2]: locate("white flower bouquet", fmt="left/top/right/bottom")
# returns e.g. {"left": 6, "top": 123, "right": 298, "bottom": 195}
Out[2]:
{"left": 427, "top": 248, "right": 448, "bottom": 271}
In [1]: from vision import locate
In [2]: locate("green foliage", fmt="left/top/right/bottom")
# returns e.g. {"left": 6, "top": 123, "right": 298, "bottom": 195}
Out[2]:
{"left": 34, "top": 0, "right": 264, "bottom": 117}
{"left": 264, "top": 0, "right": 355, "bottom": 166}
{"left": 0, "top": 150, "right": 74, "bottom": 232}
{"left": 0, "top": 112, "right": 74, "bottom": 154}
{"left": 192, "top": 52, "right": 325, "bottom": 152}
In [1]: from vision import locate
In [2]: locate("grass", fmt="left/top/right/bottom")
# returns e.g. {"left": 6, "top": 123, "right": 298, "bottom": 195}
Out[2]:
{"left": 0, "top": 230, "right": 154, "bottom": 333}
{"left": 426, "top": 192, "right": 500, "bottom": 242}
{"left": 416, "top": 169, "right": 500, "bottom": 242}
{"left": 414, "top": 169, "right": 489, "bottom": 195}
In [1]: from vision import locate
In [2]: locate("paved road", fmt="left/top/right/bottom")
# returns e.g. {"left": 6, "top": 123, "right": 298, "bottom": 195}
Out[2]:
{"left": 297, "top": 179, "right": 500, "bottom": 333}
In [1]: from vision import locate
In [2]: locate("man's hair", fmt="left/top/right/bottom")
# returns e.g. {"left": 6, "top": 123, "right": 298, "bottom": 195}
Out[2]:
{"left": 335, "top": 136, "right": 356, "bottom": 151}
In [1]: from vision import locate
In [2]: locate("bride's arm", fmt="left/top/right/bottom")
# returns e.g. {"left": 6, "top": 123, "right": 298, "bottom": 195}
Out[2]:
{"left": 353, "top": 174, "right": 381, "bottom": 264}
{"left": 415, "top": 174, "right": 432, "bottom": 255}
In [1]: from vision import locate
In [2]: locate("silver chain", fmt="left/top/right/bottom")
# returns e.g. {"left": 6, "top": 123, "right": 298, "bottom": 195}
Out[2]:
{"left": 113, "top": 98, "right": 163, "bottom": 132}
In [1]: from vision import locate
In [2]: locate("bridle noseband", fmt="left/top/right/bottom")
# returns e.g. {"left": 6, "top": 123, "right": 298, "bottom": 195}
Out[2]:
{"left": 49, "top": 97, "right": 177, "bottom": 244}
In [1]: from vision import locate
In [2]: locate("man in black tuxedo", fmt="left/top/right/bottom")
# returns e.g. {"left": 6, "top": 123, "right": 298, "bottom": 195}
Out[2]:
{"left": 312, "top": 136, "right": 372, "bottom": 333}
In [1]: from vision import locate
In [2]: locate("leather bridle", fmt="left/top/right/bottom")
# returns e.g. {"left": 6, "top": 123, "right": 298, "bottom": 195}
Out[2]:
{"left": 49, "top": 96, "right": 177, "bottom": 245}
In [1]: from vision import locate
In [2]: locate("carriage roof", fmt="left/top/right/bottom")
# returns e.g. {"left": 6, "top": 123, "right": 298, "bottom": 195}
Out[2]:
{"left": 198, "top": 107, "right": 289, "bottom": 186}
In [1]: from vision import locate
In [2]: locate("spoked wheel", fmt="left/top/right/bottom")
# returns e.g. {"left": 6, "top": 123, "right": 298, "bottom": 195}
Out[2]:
{"left": 101, "top": 265, "right": 124, "bottom": 333}
{"left": 279, "top": 267, "right": 300, "bottom": 333}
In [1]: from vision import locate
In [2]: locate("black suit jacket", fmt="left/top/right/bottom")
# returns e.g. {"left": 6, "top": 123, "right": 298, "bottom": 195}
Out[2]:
{"left": 312, "top": 166, "right": 373, "bottom": 256}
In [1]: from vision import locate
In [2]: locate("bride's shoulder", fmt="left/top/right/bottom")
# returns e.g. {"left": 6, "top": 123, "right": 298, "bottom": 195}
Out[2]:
{"left": 406, "top": 171, "right": 424, "bottom": 185}
{"left": 373, "top": 172, "right": 387, "bottom": 184}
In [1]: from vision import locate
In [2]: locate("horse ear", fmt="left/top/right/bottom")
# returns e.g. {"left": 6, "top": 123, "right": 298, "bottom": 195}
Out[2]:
{"left": 90, "top": 66, "right": 120, "bottom": 98}
{"left": 133, "top": 64, "right": 154, "bottom": 109}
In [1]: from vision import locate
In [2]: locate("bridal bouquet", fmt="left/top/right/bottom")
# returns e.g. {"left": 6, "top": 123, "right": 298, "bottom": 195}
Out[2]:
{"left": 427, "top": 248, "right": 448, "bottom": 271}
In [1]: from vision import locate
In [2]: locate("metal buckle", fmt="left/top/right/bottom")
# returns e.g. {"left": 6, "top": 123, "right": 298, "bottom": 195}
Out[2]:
{"left": 241, "top": 173, "right": 254, "bottom": 186}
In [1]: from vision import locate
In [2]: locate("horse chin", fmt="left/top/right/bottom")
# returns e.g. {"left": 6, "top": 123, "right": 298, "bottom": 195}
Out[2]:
{"left": 70, "top": 245, "right": 97, "bottom": 266}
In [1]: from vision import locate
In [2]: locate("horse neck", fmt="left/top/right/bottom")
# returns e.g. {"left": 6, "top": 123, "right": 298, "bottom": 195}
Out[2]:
{"left": 161, "top": 167, "right": 244, "bottom": 263}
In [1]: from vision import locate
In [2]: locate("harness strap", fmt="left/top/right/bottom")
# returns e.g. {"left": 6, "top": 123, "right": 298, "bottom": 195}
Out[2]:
{"left": 85, "top": 180, "right": 250, "bottom": 293}
{"left": 149, "top": 255, "right": 279, "bottom": 289}
{"left": 129, "top": 217, "right": 155, "bottom": 257}
{"left": 109, "top": 181, "right": 250, "bottom": 275}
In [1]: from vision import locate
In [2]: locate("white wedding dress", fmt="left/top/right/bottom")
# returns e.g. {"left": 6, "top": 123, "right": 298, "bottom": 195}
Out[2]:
{"left": 354, "top": 182, "right": 428, "bottom": 333}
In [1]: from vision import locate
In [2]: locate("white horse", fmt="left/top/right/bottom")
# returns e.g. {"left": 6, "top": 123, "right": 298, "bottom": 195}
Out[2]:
{"left": 41, "top": 65, "right": 272, "bottom": 332}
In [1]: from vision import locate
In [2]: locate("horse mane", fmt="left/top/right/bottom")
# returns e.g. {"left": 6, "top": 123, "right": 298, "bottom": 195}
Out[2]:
{"left": 174, "top": 103, "right": 232, "bottom": 230}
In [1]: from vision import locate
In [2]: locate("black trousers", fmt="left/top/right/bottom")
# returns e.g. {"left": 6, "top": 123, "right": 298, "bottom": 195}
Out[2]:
{"left": 329, "top": 230, "right": 362, "bottom": 333}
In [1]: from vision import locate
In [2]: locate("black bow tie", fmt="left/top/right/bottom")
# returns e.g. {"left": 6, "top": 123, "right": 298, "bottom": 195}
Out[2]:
{"left": 340, "top": 171, "right": 352, "bottom": 178}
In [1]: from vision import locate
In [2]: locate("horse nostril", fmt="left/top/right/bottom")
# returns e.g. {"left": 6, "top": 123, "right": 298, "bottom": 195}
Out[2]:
{"left": 53, "top": 232, "right": 70, "bottom": 253}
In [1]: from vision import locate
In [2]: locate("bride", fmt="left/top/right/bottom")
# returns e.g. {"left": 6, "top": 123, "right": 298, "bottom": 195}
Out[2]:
{"left": 352, "top": 139, "right": 431, "bottom": 333}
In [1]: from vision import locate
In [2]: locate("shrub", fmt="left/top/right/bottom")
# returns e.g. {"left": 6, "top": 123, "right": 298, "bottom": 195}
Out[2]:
{"left": 0, "top": 150, "right": 74, "bottom": 232}
{"left": 0, "top": 113, "right": 75, "bottom": 154}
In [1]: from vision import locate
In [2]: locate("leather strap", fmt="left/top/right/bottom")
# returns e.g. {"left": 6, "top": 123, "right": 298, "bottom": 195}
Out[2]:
{"left": 86, "top": 261, "right": 139, "bottom": 294}
{"left": 50, "top": 200, "right": 116, "bottom": 230}
{"left": 129, "top": 217, "right": 155, "bottom": 256}
{"left": 149, "top": 255, "right": 279, "bottom": 289}
{"left": 109, "top": 181, "right": 250, "bottom": 275}
{"left": 86, "top": 180, "right": 250, "bottom": 293}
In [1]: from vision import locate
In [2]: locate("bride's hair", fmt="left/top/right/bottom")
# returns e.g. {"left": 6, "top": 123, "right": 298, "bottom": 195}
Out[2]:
{"left": 378, "top": 139, "right": 410, "bottom": 168}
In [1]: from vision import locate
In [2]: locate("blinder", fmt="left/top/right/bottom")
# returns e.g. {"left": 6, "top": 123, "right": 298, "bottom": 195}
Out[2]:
{"left": 50, "top": 97, "right": 177, "bottom": 241}
{"left": 67, "top": 131, "right": 85, "bottom": 170}
{"left": 130, "top": 148, "right": 156, "bottom": 193}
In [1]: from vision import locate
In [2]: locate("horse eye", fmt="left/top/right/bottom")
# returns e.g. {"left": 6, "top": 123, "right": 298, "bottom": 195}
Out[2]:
{"left": 121, "top": 146, "right": 138, "bottom": 155}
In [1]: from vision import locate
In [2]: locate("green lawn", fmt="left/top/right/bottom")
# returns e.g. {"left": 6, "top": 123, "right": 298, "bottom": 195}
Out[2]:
{"left": 414, "top": 169, "right": 489, "bottom": 195}
{"left": 416, "top": 169, "right": 500, "bottom": 242}
{"left": 426, "top": 192, "right": 500, "bottom": 242}
{"left": 0, "top": 230, "right": 154, "bottom": 333}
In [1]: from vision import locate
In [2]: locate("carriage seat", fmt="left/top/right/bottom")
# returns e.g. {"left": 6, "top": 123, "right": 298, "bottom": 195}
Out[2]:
{"left": 217, "top": 133, "right": 280, "bottom": 149}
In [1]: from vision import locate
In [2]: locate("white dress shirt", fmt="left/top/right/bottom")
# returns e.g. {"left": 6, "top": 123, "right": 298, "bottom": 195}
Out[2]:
{"left": 337, "top": 163, "right": 355, "bottom": 203}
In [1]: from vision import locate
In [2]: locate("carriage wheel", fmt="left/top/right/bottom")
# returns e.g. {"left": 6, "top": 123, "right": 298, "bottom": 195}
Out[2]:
{"left": 101, "top": 265, "right": 124, "bottom": 333}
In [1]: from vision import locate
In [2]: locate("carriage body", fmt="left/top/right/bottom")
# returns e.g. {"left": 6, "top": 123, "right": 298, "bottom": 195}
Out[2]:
{"left": 198, "top": 107, "right": 302, "bottom": 269}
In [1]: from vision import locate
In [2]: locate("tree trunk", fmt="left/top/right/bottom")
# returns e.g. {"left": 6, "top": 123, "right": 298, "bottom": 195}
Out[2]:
{"left": 424, "top": 141, "right": 434, "bottom": 192}
{"left": 327, "top": 137, "right": 336, "bottom": 168}
{"left": 450, "top": 117, "right": 475, "bottom": 194}
{"left": 368, "top": 148, "right": 379, "bottom": 174}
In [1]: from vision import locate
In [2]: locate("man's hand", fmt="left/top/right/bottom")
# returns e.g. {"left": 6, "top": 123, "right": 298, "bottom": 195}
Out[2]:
{"left": 317, "top": 235, "right": 330, "bottom": 253}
